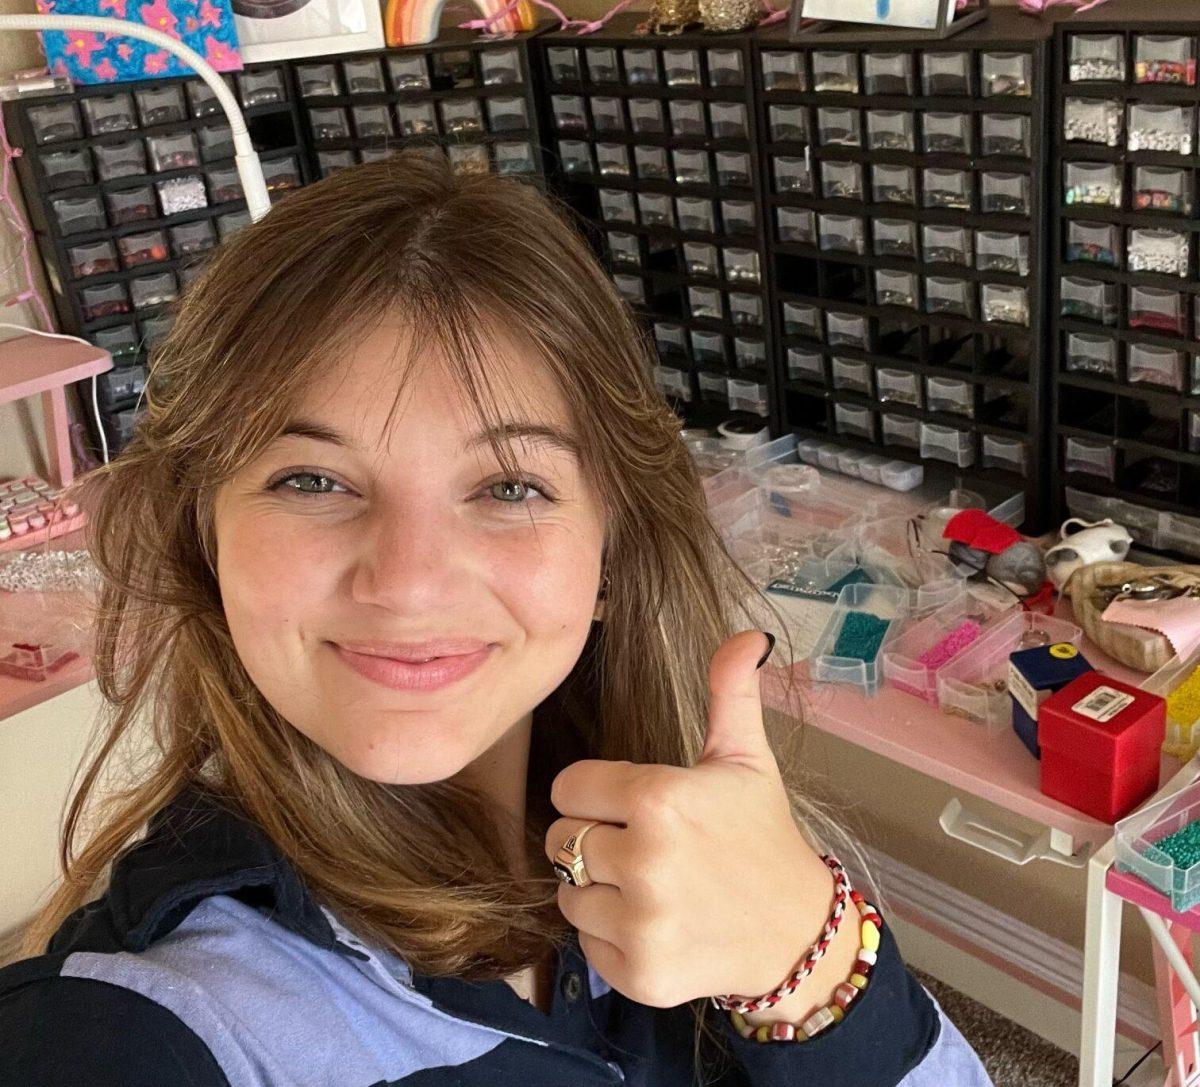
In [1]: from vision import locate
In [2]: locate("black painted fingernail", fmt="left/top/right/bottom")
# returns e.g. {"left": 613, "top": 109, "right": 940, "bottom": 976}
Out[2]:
{"left": 756, "top": 631, "right": 776, "bottom": 669}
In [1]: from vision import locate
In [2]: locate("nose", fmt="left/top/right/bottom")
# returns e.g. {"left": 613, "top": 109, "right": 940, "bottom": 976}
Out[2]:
{"left": 348, "top": 498, "right": 466, "bottom": 612}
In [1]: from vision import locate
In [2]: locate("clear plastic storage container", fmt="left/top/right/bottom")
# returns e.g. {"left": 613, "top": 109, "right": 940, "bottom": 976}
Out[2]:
{"left": 811, "top": 584, "right": 910, "bottom": 695}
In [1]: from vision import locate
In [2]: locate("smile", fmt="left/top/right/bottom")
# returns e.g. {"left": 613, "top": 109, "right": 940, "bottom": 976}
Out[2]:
{"left": 329, "top": 643, "right": 493, "bottom": 693}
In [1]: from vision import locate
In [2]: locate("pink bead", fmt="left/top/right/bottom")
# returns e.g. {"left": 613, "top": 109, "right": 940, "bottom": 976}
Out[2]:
{"left": 800, "top": 1006, "right": 836, "bottom": 1037}
{"left": 834, "top": 982, "right": 859, "bottom": 1010}
{"left": 767, "top": 1022, "right": 797, "bottom": 1042}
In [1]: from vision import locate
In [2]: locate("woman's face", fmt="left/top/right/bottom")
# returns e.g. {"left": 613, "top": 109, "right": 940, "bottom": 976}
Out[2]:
{"left": 212, "top": 320, "right": 606, "bottom": 785}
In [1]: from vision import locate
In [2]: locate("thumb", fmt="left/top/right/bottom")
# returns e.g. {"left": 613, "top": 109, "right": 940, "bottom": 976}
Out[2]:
{"left": 699, "top": 630, "right": 775, "bottom": 767}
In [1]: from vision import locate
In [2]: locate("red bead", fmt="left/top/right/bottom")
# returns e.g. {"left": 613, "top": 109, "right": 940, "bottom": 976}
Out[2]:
{"left": 853, "top": 958, "right": 874, "bottom": 978}
{"left": 833, "top": 981, "right": 859, "bottom": 1010}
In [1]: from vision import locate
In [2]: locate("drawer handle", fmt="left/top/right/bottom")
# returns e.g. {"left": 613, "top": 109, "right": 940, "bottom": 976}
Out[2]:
{"left": 938, "top": 798, "right": 1091, "bottom": 868}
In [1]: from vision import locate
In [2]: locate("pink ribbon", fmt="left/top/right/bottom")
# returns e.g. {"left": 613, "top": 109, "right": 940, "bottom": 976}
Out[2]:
{"left": 458, "top": 0, "right": 635, "bottom": 34}
{"left": 1018, "top": 0, "right": 1108, "bottom": 14}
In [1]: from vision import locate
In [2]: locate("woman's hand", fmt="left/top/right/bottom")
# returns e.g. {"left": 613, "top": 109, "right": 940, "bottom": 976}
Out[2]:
{"left": 544, "top": 630, "right": 838, "bottom": 1010}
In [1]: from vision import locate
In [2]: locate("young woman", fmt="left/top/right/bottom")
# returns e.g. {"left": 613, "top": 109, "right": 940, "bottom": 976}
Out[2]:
{"left": 0, "top": 149, "right": 992, "bottom": 1086}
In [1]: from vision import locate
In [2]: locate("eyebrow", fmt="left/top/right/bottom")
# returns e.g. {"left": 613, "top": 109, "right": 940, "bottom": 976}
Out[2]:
{"left": 275, "top": 418, "right": 582, "bottom": 461}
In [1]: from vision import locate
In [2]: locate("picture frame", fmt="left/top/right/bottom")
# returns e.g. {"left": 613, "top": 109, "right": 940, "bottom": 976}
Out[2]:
{"left": 792, "top": 0, "right": 987, "bottom": 39}
{"left": 232, "top": 0, "right": 386, "bottom": 64}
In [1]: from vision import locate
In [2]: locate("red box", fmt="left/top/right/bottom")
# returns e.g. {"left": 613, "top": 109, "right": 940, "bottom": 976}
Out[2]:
{"left": 1038, "top": 671, "right": 1165, "bottom": 823}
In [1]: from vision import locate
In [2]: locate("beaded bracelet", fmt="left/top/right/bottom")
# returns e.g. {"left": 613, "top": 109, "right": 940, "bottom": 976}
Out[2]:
{"left": 729, "top": 890, "right": 884, "bottom": 1043}
{"left": 709, "top": 854, "right": 851, "bottom": 1015}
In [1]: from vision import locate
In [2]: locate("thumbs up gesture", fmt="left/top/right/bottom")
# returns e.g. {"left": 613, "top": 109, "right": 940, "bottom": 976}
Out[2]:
{"left": 544, "top": 629, "right": 835, "bottom": 1009}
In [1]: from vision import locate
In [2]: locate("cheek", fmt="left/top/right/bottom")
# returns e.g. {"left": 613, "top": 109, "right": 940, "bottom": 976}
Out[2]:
{"left": 217, "top": 513, "right": 339, "bottom": 655}
{"left": 491, "top": 526, "right": 601, "bottom": 636}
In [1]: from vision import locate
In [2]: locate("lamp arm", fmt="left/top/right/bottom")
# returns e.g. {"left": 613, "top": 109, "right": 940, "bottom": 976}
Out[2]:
{"left": 0, "top": 12, "right": 270, "bottom": 221}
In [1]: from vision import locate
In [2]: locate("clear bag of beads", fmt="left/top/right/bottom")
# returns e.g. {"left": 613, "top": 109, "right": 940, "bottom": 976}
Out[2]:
{"left": 788, "top": 348, "right": 824, "bottom": 382}
{"left": 439, "top": 98, "right": 483, "bottom": 135}
{"left": 1066, "top": 332, "right": 1117, "bottom": 377}
{"left": 136, "top": 85, "right": 187, "bottom": 126}
{"left": 547, "top": 47, "right": 580, "bottom": 83}
{"left": 877, "top": 367, "right": 921, "bottom": 406}
{"left": 1133, "top": 166, "right": 1191, "bottom": 214}
{"left": 157, "top": 175, "right": 206, "bottom": 215}
{"left": 640, "top": 192, "right": 675, "bottom": 228}
{"left": 773, "top": 155, "right": 811, "bottom": 194}
{"left": 486, "top": 96, "right": 528, "bottom": 133}
{"left": 599, "top": 188, "right": 636, "bottom": 225}
{"left": 1128, "top": 342, "right": 1184, "bottom": 390}
{"left": 388, "top": 55, "right": 430, "bottom": 91}
{"left": 1134, "top": 34, "right": 1196, "bottom": 85}
{"left": 724, "top": 247, "right": 761, "bottom": 285}
{"left": 827, "top": 310, "right": 868, "bottom": 349}
{"left": 608, "top": 231, "right": 641, "bottom": 267}
{"left": 976, "top": 230, "right": 1028, "bottom": 275}
{"left": 922, "top": 223, "right": 971, "bottom": 266}
{"left": 818, "top": 107, "right": 860, "bottom": 147}
{"left": 822, "top": 160, "right": 863, "bottom": 201}
{"left": 1064, "top": 97, "right": 1122, "bottom": 146}
{"left": 623, "top": 47, "right": 659, "bottom": 86}
{"left": 664, "top": 48, "right": 701, "bottom": 87}
{"left": 982, "top": 52, "right": 1032, "bottom": 96}
{"left": 924, "top": 276, "right": 972, "bottom": 317}
{"left": 874, "top": 217, "right": 916, "bottom": 258}
{"left": 683, "top": 241, "right": 718, "bottom": 277}
{"left": 721, "top": 199, "right": 756, "bottom": 235}
{"left": 710, "top": 102, "right": 748, "bottom": 140}
{"left": 613, "top": 273, "right": 645, "bottom": 306}
{"left": 832, "top": 357, "right": 872, "bottom": 394}
{"left": 981, "top": 171, "right": 1029, "bottom": 215}
{"left": 352, "top": 104, "right": 393, "bottom": 138}
{"left": 873, "top": 163, "right": 915, "bottom": 204}
{"left": 1127, "top": 103, "right": 1194, "bottom": 154}
{"left": 395, "top": 101, "right": 436, "bottom": 137}
{"left": 1064, "top": 436, "right": 1115, "bottom": 479}
{"left": 551, "top": 94, "right": 587, "bottom": 131}
{"left": 1128, "top": 227, "right": 1190, "bottom": 277}
{"left": 762, "top": 51, "right": 805, "bottom": 92}
{"left": 716, "top": 151, "right": 751, "bottom": 187}
{"left": 708, "top": 50, "right": 744, "bottom": 88}
{"left": 921, "top": 51, "right": 970, "bottom": 95}
{"left": 82, "top": 94, "right": 136, "bottom": 136}
{"left": 883, "top": 412, "right": 921, "bottom": 449}
{"left": 1065, "top": 161, "right": 1121, "bottom": 207}
{"left": 1069, "top": 34, "right": 1125, "bottom": 82}
{"left": 1061, "top": 275, "right": 1116, "bottom": 324}
{"left": 769, "top": 104, "right": 807, "bottom": 143}
{"left": 670, "top": 148, "right": 707, "bottom": 185}
{"left": 813, "top": 51, "right": 858, "bottom": 93}
{"left": 777, "top": 206, "right": 815, "bottom": 244}
{"left": 981, "top": 112, "right": 1030, "bottom": 156}
{"left": 627, "top": 98, "right": 664, "bottom": 135}
{"left": 783, "top": 301, "right": 821, "bottom": 338}
{"left": 875, "top": 269, "right": 917, "bottom": 309}
{"left": 343, "top": 57, "right": 385, "bottom": 94}
{"left": 596, "top": 143, "right": 631, "bottom": 179}
{"left": 494, "top": 139, "right": 537, "bottom": 174}
{"left": 1065, "top": 221, "right": 1118, "bottom": 268}
{"left": 729, "top": 293, "right": 762, "bottom": 327}
{"left": 481, "top": 47, "right": 521, "bottom": 86}
{"left": 1130, "top": 285, "right": 1184, "bottom": 335}
{"left": 676, "top": 195, "right": 713, "bottom": 232}
{"left": 654, "top": 321, "right": 688, "bottom": 359}
{"left": 558, "top": 140, "right": 593, "bottom": 176}
{"left": 922, "top": 111, "right": 970, "bottom": 154}
{"left": 862, "top": 111, "right": 911, "bottom": 153}
{"left": 592, "top": 96, "right": 627, "bottom": 133}
{"left": 689, "top": 285, "right": 723, "bottom": 320}
{"left": 585, "top": 47, "right": 620, "bottom": 84}
{"left": 864, "top": 52, "right": 914, "bottom": 95}
{"left": 819, "top": 213, "right": 865, "bottom": 255}
{"left": 692, "top": 332, "right": 726, "bottom": 367}
{"left": 924, "top": 168, "right": 971, "bottom": 210}
{"left": 982, "top": 284, "right": 1029, "bottom": 326}
{"left": 634, "top": 145, "right": 668, "bottom": 181}
{"left": 926, "top": 376, "right": 973, "bottom": 415}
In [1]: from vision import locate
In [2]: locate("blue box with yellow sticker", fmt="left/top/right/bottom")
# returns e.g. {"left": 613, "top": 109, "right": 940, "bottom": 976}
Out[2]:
{"left": 1007, "top": 641, "right": 1093, "bottom": 758}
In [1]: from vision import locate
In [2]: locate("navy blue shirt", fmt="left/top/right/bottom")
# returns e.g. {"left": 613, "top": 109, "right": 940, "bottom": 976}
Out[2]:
{"left": 0, "top": 785, "right": 993, "bottom": 1085}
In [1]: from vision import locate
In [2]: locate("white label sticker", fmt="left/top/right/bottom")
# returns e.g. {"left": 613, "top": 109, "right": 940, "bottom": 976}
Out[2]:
{"left": 1072, "top": 685, "right": 1135, "bottom": 723}
{"left": 1007, "top": 659, "right": 1040, "bottom": 721}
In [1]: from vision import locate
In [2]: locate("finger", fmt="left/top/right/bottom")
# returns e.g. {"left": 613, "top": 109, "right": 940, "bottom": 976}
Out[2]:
{"left": 556, "top": 880, "right": 627, "bottom": 952}
{"left": 545, "top": 817, "right": 625, "bottom": 888}
{"left": 550, "top": 758, "right": 643, "bottom": 825}
{"left": 699, "top": 629, "right": 774, "bottom": 768}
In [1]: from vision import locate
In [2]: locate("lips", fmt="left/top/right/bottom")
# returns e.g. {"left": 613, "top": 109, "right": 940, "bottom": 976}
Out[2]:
{"left": 330, "top": 641, "right": 493, "bottom": 693}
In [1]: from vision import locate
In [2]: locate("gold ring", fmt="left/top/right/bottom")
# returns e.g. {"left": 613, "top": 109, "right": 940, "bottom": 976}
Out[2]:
{"left": 552, "top": 821, "right": 602, "bottom": 888}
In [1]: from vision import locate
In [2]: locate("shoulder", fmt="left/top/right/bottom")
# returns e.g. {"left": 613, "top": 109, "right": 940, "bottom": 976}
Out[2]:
{"left": 0, "top": 960, "right": 230, "bottom": 1086}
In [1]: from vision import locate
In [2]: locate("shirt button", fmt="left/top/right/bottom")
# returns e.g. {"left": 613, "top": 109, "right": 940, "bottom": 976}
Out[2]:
{"left": 561, "top": 971, "right": 583, "bottom": 1002}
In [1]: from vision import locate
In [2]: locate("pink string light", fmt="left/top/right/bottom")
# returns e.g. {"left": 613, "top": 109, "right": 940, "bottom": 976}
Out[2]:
{"left": 0, "top": 75, "right": 53, "bottom": 329}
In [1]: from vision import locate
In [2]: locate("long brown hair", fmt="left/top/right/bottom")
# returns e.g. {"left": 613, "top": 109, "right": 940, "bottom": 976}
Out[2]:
{"left": 23, "top": 147, "right": 848, "bottom": 1084}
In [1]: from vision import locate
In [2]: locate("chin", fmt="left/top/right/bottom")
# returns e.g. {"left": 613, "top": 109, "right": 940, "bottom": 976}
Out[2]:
{"left": 318, "top": 722, "right": 475, "bottom": 786}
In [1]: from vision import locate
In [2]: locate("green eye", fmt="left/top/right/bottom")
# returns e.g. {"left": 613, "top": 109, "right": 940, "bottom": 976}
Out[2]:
{"left": 489, "top": 479, "right": 542, "bottom": 503}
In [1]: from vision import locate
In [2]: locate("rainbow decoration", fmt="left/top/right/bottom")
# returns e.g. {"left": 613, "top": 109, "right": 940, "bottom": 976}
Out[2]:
{"left": 385, "top": 0, "right": 536, "bottom": 46}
